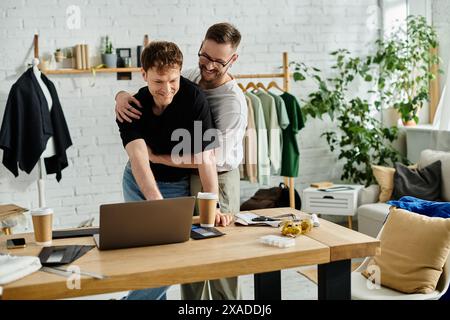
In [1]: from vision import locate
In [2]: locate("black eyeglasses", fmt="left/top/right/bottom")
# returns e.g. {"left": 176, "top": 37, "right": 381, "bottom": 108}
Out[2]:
{"left": 197, "top": 43, "right": 235, "bottom": 69}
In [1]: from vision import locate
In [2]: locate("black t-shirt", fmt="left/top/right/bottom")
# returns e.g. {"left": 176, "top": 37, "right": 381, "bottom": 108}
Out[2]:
{"left": 117, "top": 76, "right": 217, "bottom": 182}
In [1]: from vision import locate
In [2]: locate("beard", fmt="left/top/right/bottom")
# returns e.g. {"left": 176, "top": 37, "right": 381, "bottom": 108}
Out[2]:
{"left": 199, "top": 64, "right": 227, "bottom": 84}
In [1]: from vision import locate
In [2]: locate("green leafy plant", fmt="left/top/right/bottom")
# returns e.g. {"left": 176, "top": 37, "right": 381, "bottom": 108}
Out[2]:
{"left": 292, "top": 49, "right": 404, "bottom": 186}
{"left": 374, "top": 15, "right": 440, "bottom": 124}
{"left": 103, "top": 36, "right": 114, "bottom": 54}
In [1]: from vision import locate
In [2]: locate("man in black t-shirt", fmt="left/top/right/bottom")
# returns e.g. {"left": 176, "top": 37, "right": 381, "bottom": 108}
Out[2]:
{"left": 115, "top": 24, "right": 244, "bottom": 300}
{"left": 116, "top": 41, "right": 230, "bottom": 300}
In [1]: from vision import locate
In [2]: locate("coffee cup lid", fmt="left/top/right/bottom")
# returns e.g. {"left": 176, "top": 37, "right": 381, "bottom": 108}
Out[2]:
{"left": 31, "top": 207, "right": 53, "bottom": 216}
{"left": 197, "top": 192, "right": 218, "bottom": 200}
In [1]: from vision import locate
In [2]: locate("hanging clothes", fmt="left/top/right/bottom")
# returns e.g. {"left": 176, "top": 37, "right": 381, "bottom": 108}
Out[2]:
{"left": 269, "top": 92, "right": 290, "bottom": 172}
{"left": 280, "top": 92, "right": 305, "bottom": 178}
{"left": 239, "top": 96, "right": 258, "bottom": 183}
{"left": 268, "top": 92, "right": 290, "bottom": 130}
{"left": 0, "top": 68, "right": 72, "bottom": 181}
{"left": 245, "top": 92, "right": 270, "bottom": 185}
{"left": 254, "top": 90, "right": 282, "bottom": 175}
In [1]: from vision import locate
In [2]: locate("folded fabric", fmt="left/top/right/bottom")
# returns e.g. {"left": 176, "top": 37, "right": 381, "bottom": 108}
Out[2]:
{"left": 0, "top": 254, "right": 42, "bottom": 285}
{"left": 387, "top": 196, "right": 450, "bottom": 218}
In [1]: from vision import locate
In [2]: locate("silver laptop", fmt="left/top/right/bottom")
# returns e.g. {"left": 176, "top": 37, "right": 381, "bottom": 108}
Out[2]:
{"left": 94, "top": 197, "right": 195, "bottom": 250}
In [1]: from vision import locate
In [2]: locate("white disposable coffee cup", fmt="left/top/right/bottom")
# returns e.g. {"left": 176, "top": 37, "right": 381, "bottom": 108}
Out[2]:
{"left": 31, "top": 207, "right": 53, "bottom": 246}
{"left": 197, "top": 192, "right": 218, "bottom": 227}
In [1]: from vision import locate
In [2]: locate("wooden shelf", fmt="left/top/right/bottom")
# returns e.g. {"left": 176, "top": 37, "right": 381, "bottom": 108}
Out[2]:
{"left": 42, "top": 67, "right": 141, "bottom": 75}
{"left": 234, "top": 73, "right": 286, "bottom": 79}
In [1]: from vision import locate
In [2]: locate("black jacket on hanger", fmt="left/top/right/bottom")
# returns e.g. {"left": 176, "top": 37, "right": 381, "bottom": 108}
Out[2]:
{"left": 0, "top": 68, "right": 72, "bottom": 181}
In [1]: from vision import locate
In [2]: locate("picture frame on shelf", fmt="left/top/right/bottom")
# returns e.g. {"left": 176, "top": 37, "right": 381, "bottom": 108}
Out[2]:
{"left": 116, "top": 48, "right": 132, "bottom": 80}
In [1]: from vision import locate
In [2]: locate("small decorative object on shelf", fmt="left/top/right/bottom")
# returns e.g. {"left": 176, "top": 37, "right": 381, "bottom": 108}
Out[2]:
{"left": 74, "top": 44, "right": 82, "bottom": 69}
{"left": 123, "top": 57, "right": 131, "bottom": 68}
{"left": 116, "top": 48, "right": 132, "bottom": 80}
{"left": 73, "top": 44, "right": 89, "bottom": 70}
{"left": 117, "top": 48, "right": 131, "bottom": 67}
{"left": 54, "top": 48, "right": 64, "bottom": 63}
{"left": 101, "top": 36, "right": 117, "bottom": 68}
{"left": 137, "top": 45, "right": 143, "bottom": 67}
{"left": 137, "top": 34, "right": 150, "bottom": 68}
{"left": 63, "top": 47, "right": 74, "bottom": 68}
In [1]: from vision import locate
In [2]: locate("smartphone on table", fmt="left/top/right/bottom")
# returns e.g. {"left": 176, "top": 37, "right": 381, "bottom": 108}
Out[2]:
{"left": 6, "top": 237, "right": 26, "bottom": 249}
{"left": 190, "top": 225, "right": 225, "bottom": 240}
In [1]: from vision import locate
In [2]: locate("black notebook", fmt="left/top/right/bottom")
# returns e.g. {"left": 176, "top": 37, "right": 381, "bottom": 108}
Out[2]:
{"left": 38, "top": 245, "right": 95, "bottom": 266}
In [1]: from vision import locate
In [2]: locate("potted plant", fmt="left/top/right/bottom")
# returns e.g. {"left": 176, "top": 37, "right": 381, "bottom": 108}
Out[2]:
{"left": 101, "top": 36, "right": 117, "bottom": 68}
{"left": 54, "top": 48, "right": 64, "bottom": 63}
{"left": 291, "top": 49, "right": 405, "bottom": 186}
{"left": 374, "top": 15, "right": 440, "bottom": 126}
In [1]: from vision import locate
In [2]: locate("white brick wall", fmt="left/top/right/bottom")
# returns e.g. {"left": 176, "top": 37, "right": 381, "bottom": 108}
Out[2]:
{"left": 0, "top": 0, "right": 404, "bottom": 230}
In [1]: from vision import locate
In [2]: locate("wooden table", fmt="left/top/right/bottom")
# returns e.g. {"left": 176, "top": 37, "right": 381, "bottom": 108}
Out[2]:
{"left": 0, "top": 208, "right": 379, "bottom": 300}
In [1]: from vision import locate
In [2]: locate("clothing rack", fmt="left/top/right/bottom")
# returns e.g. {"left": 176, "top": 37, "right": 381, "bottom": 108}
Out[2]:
{"left": 235, "top": 52, "right": 296, "bottom": 209}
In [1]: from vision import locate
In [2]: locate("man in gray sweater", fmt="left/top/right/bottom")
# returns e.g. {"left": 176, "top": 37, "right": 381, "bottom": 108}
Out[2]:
{"left": 115, "top": 23, "right": 247, "bottom": 300}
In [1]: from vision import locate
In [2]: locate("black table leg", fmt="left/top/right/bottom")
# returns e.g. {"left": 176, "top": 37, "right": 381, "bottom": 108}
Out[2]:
{"left": 318, "top": 259, "right": 351, "bottom": 300}
{"left": 254, "top": 271, "right": 281, "bottom": 300}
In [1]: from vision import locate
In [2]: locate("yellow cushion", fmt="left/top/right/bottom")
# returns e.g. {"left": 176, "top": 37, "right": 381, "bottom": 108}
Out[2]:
{"left": 372, "top": 165, "right": 395, "bottom": 202}
{"left": 362, "top": 207, "right": 450, "bottom": 294}
{"left": 372, "top": 164, "right": 417, "bottom": 202}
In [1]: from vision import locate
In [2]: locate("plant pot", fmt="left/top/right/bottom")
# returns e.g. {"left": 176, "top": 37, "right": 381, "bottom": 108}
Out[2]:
{"left": 402, "top": 119, "right": 417, "bottom": 126}
{"left": 101, "top": 53, "right": 117, "bottom": 68}
{"left": 402, "top": 112, "right": 418, "bottom": 126}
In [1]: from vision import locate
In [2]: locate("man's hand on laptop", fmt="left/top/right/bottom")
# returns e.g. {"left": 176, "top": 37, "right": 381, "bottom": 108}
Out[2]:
{"left": 115, "top": 91, "right": 142, "bottom": 123}
{"left": 215, "top": 210, "right": 233, "bottom": 227}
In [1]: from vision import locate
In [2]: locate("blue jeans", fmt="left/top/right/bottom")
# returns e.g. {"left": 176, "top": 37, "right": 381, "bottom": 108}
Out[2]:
{"left": 122, "top": 162, "right": 190, "bottom": 300}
